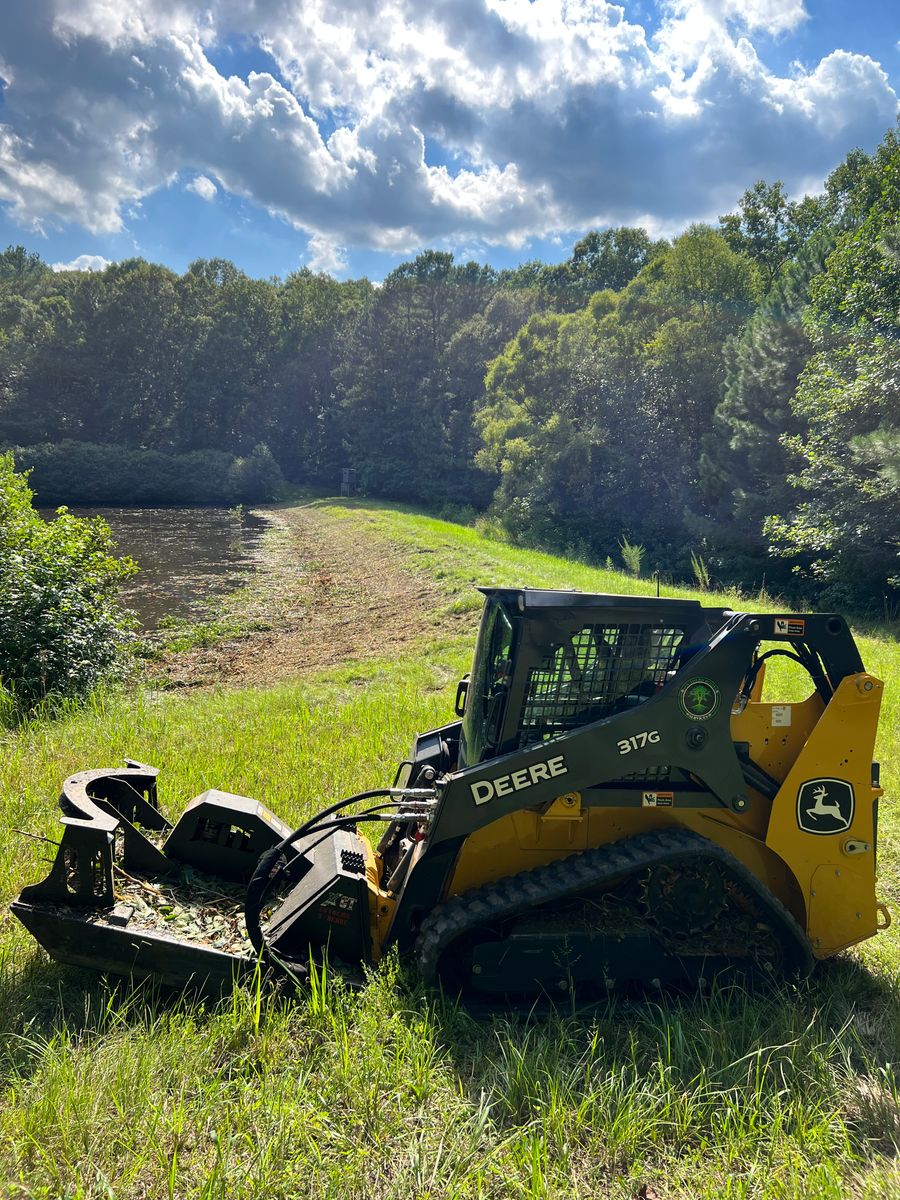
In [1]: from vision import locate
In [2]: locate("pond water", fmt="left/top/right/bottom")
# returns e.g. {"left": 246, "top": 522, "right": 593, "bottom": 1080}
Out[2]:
{"left": 38, "top": 506, "right": 271, "bottom": 629}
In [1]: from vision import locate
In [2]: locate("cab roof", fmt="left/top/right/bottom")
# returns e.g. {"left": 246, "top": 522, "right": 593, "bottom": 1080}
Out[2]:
{"left": 476, "top": 586, "right": 709, "bottom": 613}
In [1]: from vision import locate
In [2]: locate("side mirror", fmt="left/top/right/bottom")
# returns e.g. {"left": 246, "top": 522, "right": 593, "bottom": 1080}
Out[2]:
{"left": 454, "top": 675, "right": 469, "bottom": 717}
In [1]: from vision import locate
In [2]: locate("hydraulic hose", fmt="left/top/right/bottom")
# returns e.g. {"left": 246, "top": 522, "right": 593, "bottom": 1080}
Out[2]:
{"left": 243, "top": 788, "right": 436, "bottom": 959}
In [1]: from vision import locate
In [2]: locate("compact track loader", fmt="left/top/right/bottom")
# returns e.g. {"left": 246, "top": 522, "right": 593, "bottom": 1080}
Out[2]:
{"left": 12, "top": 589, "right": 889, "bottom": 1004}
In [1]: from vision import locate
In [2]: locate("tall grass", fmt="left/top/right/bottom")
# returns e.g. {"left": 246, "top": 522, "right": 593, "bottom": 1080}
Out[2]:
{"left": 1, "top": 498, "right": 899, "bottom": 1198}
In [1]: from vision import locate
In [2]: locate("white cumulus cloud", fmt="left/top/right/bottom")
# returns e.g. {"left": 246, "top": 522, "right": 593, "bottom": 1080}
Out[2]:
{"left": 0, "top": 0, "right": 895, "bottom": 255}
{"left": 306, "top": 232, "right": 348, "bottom": 273}
{"left": 51, "top": 252, "right": 112, "bottom": 271}
{"left": 186, "top": 173, "right": 217, "bottom": 200}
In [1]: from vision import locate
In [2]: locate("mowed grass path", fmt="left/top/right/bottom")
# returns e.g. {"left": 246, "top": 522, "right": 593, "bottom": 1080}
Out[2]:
{"left": 1, "top": 499, "right": 899, "bottom": 1199}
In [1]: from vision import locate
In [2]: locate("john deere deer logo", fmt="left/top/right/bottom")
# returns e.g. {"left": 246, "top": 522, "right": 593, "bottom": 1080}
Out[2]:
{"left": 797, "top": 779, "right": 854, "bottom": 835}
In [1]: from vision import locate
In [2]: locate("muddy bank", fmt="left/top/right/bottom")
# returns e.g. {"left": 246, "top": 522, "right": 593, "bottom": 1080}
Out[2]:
{"left": 155, "top": 502, "right": 466, "bottom": 688}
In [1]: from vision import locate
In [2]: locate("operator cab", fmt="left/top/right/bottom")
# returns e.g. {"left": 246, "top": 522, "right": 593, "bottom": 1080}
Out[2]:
{"left": 457, "top": 588, "right": 722, "bottom": 768}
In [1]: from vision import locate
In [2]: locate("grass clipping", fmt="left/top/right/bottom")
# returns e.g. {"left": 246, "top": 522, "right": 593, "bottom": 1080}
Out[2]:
{"left": 114, "top": 865, "right": 253, "bottom": 957}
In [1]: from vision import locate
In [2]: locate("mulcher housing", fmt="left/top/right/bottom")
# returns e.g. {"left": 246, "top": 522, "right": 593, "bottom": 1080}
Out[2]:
{"left": 12, "top": 589, "right": 889, "bottom": 1004}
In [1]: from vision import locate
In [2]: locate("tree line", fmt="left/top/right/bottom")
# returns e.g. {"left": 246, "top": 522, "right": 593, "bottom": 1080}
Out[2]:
{"left": 1, "top": 122, "right": 898, "bottom": 613}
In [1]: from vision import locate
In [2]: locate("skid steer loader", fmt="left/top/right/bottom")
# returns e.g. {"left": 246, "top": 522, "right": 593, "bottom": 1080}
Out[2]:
{"left": 12, "top": 589, "right": 889, "bottom": 1004}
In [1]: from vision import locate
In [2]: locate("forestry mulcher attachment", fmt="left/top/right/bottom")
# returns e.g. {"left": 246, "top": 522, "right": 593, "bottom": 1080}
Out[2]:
{"left": 13, "top": 590, "right": 889, "bottom": 1005}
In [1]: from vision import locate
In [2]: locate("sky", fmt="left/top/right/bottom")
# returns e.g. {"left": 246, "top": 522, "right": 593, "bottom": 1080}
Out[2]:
{"left": 0, "top": 0, "right": 897, "bottom": 282}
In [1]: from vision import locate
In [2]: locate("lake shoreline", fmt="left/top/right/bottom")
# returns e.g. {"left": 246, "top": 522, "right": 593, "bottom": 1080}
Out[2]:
{"left": 38, "top": 504, "right": 272, "bottom": 629}
{"left": 150, "top": 499, "right": 467, "bottom": 689}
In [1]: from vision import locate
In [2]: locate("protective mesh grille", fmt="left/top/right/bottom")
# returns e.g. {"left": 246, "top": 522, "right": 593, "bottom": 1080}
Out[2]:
{"left": 518, "top": 623, "right": 685, "bottom": 748}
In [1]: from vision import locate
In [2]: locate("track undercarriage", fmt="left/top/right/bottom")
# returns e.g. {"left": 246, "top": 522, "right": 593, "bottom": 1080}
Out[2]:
{"left": 414, "top": 830, "right": 813, "bottom": 1006}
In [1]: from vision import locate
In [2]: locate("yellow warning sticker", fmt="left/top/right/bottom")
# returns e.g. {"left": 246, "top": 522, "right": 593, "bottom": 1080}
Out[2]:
{"left": 774, "top": 617, "right": 806, "bottom": 637}
{"left": 642, "top": 791, "right": 674, "bottom": 807}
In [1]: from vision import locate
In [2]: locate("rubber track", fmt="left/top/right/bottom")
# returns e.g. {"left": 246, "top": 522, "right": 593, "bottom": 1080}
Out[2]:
{"left": 414, "top": 828, "right": 814, "bottom": 988}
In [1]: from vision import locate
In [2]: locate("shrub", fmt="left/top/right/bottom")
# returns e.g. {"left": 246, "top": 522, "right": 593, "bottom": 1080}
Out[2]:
{"left": 437, "top": 502, "right": 478, "bottom": 526}
{"left": 473, "top": 514, "right": 510, "bottom": 543}
{"left": 690, "top": 549, "right": 712, "bottom": 591}
{"left": 0, "top": 453, "right": 137, "bottom": 716}
{"left": 228, "top": 443, "right": 285, "bottom": 503}
{"left": 10, "top": 441, "right": 284, "bottom": 506}
{"left": 619, "top": 536, "right": 645, "bottom": 577}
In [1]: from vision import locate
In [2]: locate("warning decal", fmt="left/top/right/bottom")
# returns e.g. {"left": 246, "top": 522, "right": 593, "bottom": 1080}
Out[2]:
{"left": 642, "top": 791, "right": 674, "bottom": 807}
{"left": 774, "top": 617, "right": 806, "bottom": 637}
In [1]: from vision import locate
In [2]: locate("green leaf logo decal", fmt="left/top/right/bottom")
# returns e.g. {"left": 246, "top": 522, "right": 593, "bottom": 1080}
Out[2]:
{"left": 679, "top": 677, "right": 719, "bottom": 721}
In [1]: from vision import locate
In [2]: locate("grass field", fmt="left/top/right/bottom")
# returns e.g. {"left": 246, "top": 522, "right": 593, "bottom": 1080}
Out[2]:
{"left": 1, "top": 498, "right": 899, "bottom": 1199}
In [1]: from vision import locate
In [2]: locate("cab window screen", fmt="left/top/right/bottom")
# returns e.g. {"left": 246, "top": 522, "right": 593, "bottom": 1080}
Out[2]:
{"left": 518, "top": 622, "right": 685, "bottom": 747}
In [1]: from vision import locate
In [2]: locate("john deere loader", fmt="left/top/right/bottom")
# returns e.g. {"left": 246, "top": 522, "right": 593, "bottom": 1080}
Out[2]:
{"left": 12, "top": 589, "right": 889, "bottom": 1004}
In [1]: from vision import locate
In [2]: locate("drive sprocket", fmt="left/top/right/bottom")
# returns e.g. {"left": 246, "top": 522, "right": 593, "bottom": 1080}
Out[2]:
{"left": 640, "top": 861, "right": 727, "bottom": 937}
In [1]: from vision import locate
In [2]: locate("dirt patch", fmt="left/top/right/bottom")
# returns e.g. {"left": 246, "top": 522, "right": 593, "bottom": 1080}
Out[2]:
{"left": 154, "top": 503, "right": 461, "bottom": 688}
